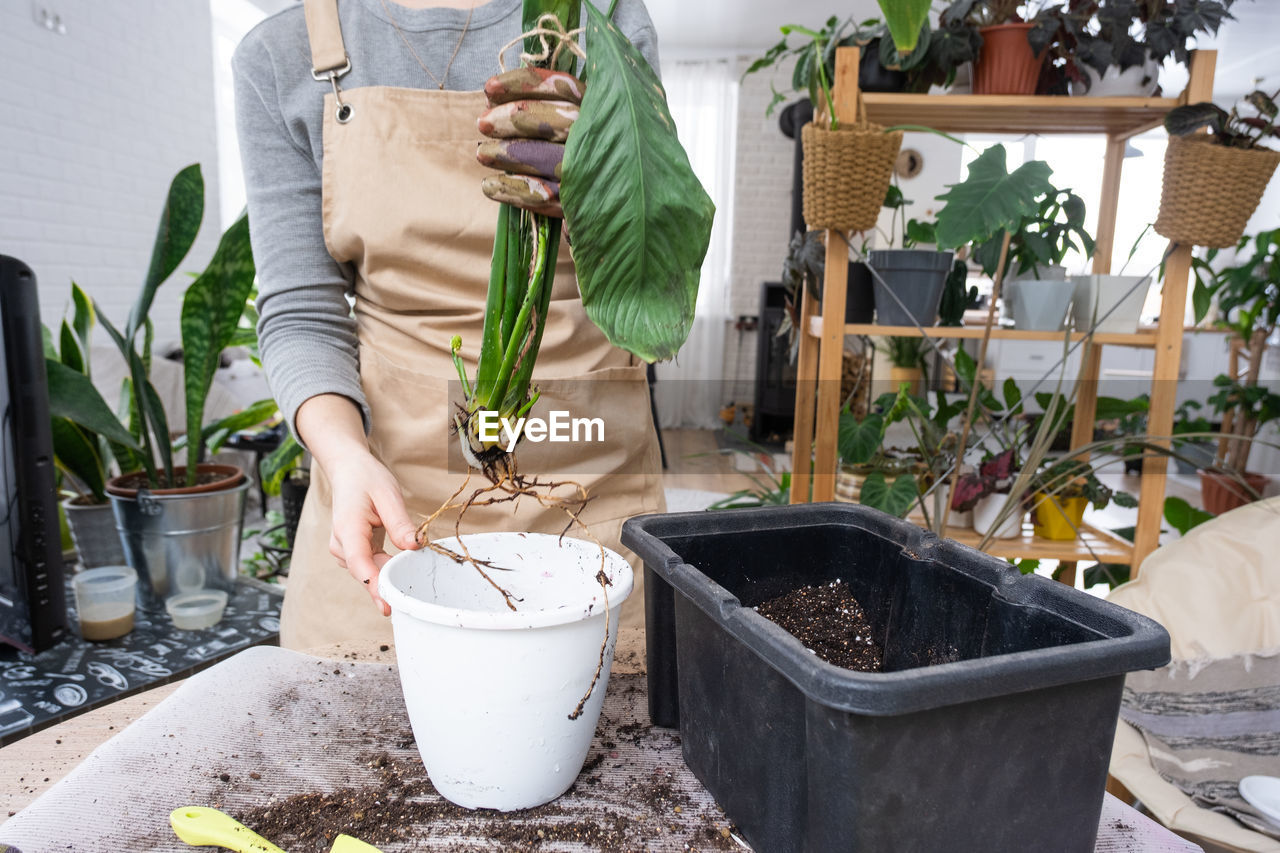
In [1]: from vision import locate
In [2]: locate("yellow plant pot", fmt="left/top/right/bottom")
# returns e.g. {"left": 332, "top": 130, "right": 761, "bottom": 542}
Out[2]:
{"left": 889, "top": 366, "right": 922, "bottom": 397}
{"left": 1032, "top": 492, "right": 1088, "bottom": 540}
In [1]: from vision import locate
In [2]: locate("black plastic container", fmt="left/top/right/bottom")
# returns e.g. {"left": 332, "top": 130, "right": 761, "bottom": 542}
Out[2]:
{"left": 621, "top": 503, "right": 1170, "bottom": 853}
{"left": 869, "top": 249, "right": 954, "bottom": 326}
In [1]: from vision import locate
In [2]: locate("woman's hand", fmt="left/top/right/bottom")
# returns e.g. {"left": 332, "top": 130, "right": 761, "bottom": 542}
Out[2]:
{"left": 476, "top": 67, "right": 584, "bottom": 217}
{"left": 296, "top": 395, "right": 420, "bottom": 616}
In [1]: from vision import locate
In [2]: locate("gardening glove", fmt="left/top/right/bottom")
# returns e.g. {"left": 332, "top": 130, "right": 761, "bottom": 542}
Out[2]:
{"left": 477, "top": 67, "right": 584, "bottom": 218}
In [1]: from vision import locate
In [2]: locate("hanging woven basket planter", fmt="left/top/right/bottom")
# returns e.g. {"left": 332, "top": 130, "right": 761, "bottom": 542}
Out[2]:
{"left": 1155, "top": 135, "right": 1280, "bottom": 248}
{"left": 801, "top": 116, "right": 902, "bottom": 233}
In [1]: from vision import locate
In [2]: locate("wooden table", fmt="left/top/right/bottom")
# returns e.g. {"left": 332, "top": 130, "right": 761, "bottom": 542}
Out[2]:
{"left": 0, "top": 629, "right": 1197, "bottom": 852}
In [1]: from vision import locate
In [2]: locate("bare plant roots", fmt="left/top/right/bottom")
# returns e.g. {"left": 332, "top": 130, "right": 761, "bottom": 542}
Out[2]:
{"left": 415, "top": 450, "right": 613, "bottom": 720}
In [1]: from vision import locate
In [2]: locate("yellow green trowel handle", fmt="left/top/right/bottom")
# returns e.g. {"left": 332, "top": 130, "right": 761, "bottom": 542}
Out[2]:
{"left": 170, "top": 806, "right": 287, "bottom": 853}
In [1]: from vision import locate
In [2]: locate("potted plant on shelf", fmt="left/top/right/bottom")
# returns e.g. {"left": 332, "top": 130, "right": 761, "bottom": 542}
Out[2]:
{"left": 937, "top": 0, "right": 1057, "bottom": 95}
{"left": 868, "top": 201, "right": 967, "bottom": 327}
{"left": 744, "top": 16, "right": 903, "bottom": 232}
{"left": 1190, "top": 227, "right": 1280, "bottom": 511}
{"left": 971, "top": 185, "right": 1095, "bottom": 331}
{"left": 952, "top": 447, "right": 1024, "bottom": 538}
{"left": 43, "top": 281, "right": 137, "bottom": 568}
{"left": 1028, "top": 457, "right": 1116, "bottom": 540}
{"left": 1157, "top": 88, "right": 1280, "bottom": 249}
{"left": 1201, "top": 374, "right": 1280, "bottom": 513}
{"left": 1032, "top": 0, "right": 1238, "bottom": 96}
{"left": 780, "top": 230, "right": 875, "bottom": 351}
{"left": 51, "top": 164, "right": 278, "bottom": 603}
{"left": 881, "top": 336, "right": 927, "bottom": 395}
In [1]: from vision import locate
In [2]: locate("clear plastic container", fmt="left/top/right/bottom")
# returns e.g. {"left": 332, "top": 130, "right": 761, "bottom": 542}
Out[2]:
{"left": 165, "top": 590, "right": 228, "bottom": 631}
{"left": 72, "top": 565, "right": 138, "bottom": 641}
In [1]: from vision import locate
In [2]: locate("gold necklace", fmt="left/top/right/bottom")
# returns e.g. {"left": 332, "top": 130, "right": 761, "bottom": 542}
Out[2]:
{"left": 378, "top": 0, "right": 475, "bottom": 90}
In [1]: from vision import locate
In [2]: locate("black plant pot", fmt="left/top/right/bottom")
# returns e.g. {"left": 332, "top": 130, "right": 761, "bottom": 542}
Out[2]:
{"left": 845, "top": 262, "right": 875, "bottom": 323}
{"left": 859, "top": 39, "right": 909, "bottom": 93}
{"left": 622, "top": 504, "right": 1170, "bottom": 853}
{"left": 869, "top": 250, "right": 954, "bottom": 326}
{"left": 281, "top": 471, "right": 310, "bottom": 549}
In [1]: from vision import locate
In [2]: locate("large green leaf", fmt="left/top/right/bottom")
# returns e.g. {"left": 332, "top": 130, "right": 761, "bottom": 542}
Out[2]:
{"left": 50, "top": 416, "right": 106, "bottom": 502}
{"left": 71, "top": 280, "right": 94, "bottom": 347}
{"left": 128, "top": 164, "right": 203, "bottom": 340}
{"left": 859, "top": 471, "right": 918, "bottom": 518}
{"left": 261, "top": 433, "right": 306, "bottom": 496}
{"left": 200, "top": 398, "right": 279, "bottom": 455}
{"left": 561, "top": 2, "right": 715, "bottom": 362}
{"left": 58, "top": 320, "right": 84, "bottom": 374}
{"left": 838, "top": 411, "right": 885, "bottom": 465}
{"left": 181, "top": 212, "right": 255, "bottom": 480}
{"left": 1163, "top": 496, "right": 1214, "bottom": 536}
{"left": 934, "top": 145, "right": 1054, "bottom": 250}
{"left": 877, "top": 0, "right": 932, "bottom": 54}
{"left": 45, "top": 358, "right": 140, "bottom": 449}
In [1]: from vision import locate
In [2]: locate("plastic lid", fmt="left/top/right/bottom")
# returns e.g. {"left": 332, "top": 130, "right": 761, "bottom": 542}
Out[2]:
{"left": 165, "top": 590, "right": 229, "bottom": 630}
{"left": 72, "top": 565, "right": 137, "bottom": 594}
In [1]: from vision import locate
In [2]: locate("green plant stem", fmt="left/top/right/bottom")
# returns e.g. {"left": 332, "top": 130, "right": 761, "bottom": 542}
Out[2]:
{"left": 815, "top": 40, "right": 838, "bottom": 130}
{"left": 943, "top": 229, "right": 1011, "bottom": 531}
{"left": 486, "top": 217, "right": 551, "bottom": 414}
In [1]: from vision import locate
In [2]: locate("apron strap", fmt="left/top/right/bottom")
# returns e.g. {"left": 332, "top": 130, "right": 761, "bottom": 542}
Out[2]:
{"left": 304, "top": 0, "right": 350, "bottom": 77}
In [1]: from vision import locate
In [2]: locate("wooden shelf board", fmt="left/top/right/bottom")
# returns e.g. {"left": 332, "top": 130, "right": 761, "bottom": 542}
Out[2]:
{"left": 809, "top": 318, "right": 1158, "bottom": 347}
{"left": 862, "top": 93, "right": 1179, "bottom": 137}
{"left": 920, "top": 519, "right": 1135, "bottom": 563}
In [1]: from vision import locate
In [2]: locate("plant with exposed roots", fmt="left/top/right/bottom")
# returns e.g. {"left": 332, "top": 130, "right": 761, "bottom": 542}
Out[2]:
{"left": 414, "top": 0, "right": 714, "bottom": 715}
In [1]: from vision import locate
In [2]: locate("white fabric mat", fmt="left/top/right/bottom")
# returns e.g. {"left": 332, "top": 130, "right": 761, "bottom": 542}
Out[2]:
{"left": 0, "top": 646, "right": 737, "bottom": 852}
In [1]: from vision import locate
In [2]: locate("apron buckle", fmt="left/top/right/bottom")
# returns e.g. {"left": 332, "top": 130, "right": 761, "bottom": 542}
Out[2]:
{"left": 312, "top": 57, "right": 354, "bottom": 124}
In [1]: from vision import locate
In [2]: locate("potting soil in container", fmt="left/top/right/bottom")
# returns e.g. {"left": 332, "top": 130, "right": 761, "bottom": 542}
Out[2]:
{"left": 755, "top": 580, "right": 883, "bottom": 672}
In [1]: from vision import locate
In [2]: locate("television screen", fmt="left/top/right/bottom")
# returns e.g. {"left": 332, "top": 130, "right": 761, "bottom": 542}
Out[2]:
{"left": 0, "top": 256, "right": 67, "bottom": 653}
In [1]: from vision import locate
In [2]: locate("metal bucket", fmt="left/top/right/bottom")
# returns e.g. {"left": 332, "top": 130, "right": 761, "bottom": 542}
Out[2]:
{"left": 108, "top": 479, "right": 249, "bottom": 605}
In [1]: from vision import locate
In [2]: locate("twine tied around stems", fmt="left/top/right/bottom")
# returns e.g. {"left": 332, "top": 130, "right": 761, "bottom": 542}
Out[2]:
{"left": 498, "top": 13, "right": 585, "bottom": 72}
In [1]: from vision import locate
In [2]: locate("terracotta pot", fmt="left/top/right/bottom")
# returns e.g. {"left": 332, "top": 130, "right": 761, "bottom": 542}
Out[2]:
{"left": 1199, "top": 470, "right": 1269, "bottom": 516}
{"left": 973, "top": 24, "right": 1044, "bottom": 96}
{"left": 889, "top": 366, "right": 922, "bottom": 396}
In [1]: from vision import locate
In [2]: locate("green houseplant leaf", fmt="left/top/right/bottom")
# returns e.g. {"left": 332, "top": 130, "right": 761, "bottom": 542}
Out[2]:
{"left": 181, "top": 212, "right": 256, "bottom": 483}
{"left": 876, "top": 0, "right": 932, "bottom": 55}
{"left": 1163, "top": 496, "right": 1214, "bottom": 536}
{"left": 45, "top": 359, "right": 141, "bottom": 450}
{"left": 128, "top": 164, "right": 203, "bottom": 341}
{"left": 933, "top": 145, "right": 1055, "bottom": 250}
{"left": 859, "top": 471, "right": 918, "bottom": 518}
{"left": 50, "top": 417, "right": 106, "bottom": 502}
{"left": 838, "top": 411, "right": 885, "bottom": 466}
{"left": 560, "top": 2, "right": 716, "bottom": 362}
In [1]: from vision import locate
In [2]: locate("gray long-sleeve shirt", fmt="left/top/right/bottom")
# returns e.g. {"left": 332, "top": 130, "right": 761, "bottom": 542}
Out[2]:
{"left": 231, "top": 0, "right": 659, "bottom": 439}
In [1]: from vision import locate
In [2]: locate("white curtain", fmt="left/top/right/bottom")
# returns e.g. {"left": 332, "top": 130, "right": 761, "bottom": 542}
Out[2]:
{"left": 653, "top": 59, "right": 738, "bottom": 429}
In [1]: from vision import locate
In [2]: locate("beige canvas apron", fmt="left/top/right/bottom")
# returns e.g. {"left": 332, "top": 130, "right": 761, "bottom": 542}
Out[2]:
{"left": 281, "top": 0, "right": 665, "bottom": 650}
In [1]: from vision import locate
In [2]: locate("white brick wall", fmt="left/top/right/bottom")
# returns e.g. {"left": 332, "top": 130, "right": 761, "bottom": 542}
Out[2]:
{"left": 722, "top": 55, "right": 797, "bottom": 405}
{"left": 0, "top": 1, "right": 222, "bottom": 348}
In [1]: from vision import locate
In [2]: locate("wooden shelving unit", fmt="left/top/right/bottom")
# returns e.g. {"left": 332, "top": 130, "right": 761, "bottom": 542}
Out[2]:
{"left": 789, "top": 47, "right": 1220, "bottom": 578}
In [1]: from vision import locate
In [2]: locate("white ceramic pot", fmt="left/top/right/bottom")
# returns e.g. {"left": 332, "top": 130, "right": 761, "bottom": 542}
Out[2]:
{"left": 1070, "top": 60, "right": 1160, "bottom": 97}
{"left": 1070, "top": 274, "right": 1152, "bottom": 334}
{"left": 1004, "top": 267, "right": 1072, "bottom": 331}
{"left": 378, "top": 532, "right": 633, "bottom": 811}
{"left": 972, "top": 494, "right": 1023, "bottom": 539}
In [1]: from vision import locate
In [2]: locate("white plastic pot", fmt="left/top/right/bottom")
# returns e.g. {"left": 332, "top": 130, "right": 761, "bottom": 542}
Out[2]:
{"left": 1070, "top": 60, "right": 1160, "bottom": 97}
{"left": 378, "top": 532, "right": 633, "bottom": 811}
{"left": 1071, "top": 274, "right": 1152, "bottom": 334}
{"left": 1004, "top": 268, "right": 1072, "bottom": 331}
{"left": 972, "top": 494, "right": 1023, "bottom": 539}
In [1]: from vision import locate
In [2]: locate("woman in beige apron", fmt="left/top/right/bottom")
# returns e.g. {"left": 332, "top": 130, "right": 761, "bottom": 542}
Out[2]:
{"left": 282, "top": 0, "right": 665, "bottom": 650}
